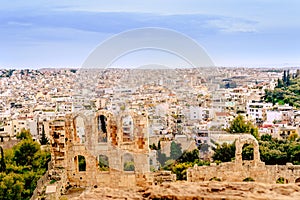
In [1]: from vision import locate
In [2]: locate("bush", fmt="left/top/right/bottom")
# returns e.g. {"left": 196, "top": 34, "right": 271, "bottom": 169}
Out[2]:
{"left": 243, "top": 177, "right": 255, "bottom": 182}
{"left": 124, "top": 161, "right": 135, "bottom": 171}
{"left": 276, "top": 177, "right": 285, "bottom": 184}
{"left": 209, "top": 177, "right": 221, "bottom": 181}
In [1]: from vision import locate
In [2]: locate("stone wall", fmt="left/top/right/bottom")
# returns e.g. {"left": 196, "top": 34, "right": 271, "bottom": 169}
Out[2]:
{"left": 187, "top": 134, "right": 300, "bottom": 184}
{"left": 48, "top": 110, "right": 169, "bottom": 190}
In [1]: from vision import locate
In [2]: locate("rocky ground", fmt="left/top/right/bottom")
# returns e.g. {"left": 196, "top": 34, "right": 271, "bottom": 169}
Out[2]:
{"left": 64, "top": 181, "right": 300, "bottom": 200}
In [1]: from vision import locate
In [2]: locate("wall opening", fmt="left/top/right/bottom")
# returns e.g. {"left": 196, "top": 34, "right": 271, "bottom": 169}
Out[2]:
{"left": 98, "top": 155, "right": 109, "bottom": 171}
{"left": 74, "top": 116, "right": 85, "bottom": 144}
{"left": 122, "top": 115, "right": 134, "bottom": 142}
{"left": 276, "top": 177, "right": 287, "bottom": 184}
{"left": 295, "top": 177, "right": 300, "bottom": 183}
{"left": 242, "top": 143, "right": 254, "bottom": 160}
{"left": 97, "top": 115, "right": 107, "bottom": 143}
{"left": 78, "top": 155, "right": 86, "bottom": 171}
{"left": 123, "top": 153, "right": 135, "bottom": 171}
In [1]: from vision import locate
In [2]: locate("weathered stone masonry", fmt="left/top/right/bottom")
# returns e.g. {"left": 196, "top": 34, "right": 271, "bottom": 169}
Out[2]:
{"left": 49, "top": 110, "right": 155, "bottom": 189}
{"left": 187, "top": 134, "right": 300, "bottom": 184}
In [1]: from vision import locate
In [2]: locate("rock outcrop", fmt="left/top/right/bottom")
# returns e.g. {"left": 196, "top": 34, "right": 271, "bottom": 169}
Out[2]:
{"left": 67, "top": 181, "right": 300, "bottom": 200}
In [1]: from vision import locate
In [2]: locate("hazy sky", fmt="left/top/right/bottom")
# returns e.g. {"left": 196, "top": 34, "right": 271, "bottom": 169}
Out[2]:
{"left": 1, "top": 0, "right": 300, "bottom": 68}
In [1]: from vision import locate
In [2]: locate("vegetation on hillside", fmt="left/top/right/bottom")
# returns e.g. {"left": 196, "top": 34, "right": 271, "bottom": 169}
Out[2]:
{"left": 226, "top": 114, "right": 258, "bottom": 138}
{"left": 212, "top": 134, "right": 300, "bottom": 165}
{"left": 151, "top": 140, "right": 209, "bottom": 180}
{"left": 0, "top": 129, "right": 51, "bottom": 200}
{"left": 213, "top": 115, "right": 300, "bottom": 165}
{"left": 264, "top": 70, "right": 300, "bottom": 107}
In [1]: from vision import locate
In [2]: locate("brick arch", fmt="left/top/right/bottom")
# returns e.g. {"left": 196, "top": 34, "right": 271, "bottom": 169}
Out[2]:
{"left": 122, "top": 152, "right": 135, "bottom": 172}
{"left": 98, "top": 154, "right": 110, "bottom": 171}
{"left": 71, "top": 112, "right": 91, "bottom": 142}
{"left": 117, "top": 110, "right": 148, "bottom": 148}
{"left": 72, "top": 152, "right": 98, "bottom": 173}
{"left": 95, "top": 110, "right": 118, "bottom": 145}
{"left": 235, "top": 134, "right": 260, "bottom": 165}
{"left": 119, "top": 113, "right": 135, "bottom": 142}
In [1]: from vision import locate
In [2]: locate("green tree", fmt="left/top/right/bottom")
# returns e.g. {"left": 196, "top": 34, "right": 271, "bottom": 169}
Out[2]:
{"left": 13, "top": 139, "right": 40, "bottom": 166}
{"left": 16, "top": 129, "right": 32, "bottom": 140}
{"left": 39, "top": 125, "right": 48, "bottom": 145}
{"left": 277, "top": 78, "right": 284, "bottom": 88}
{"left": 177, "top": 149, "right": 199, "bottom": 163}
{"left": 242, "top": 144, "right": 254, "bottom": 160}
{"left": 0, "top": 146, "right": 5, "bottom": 172}
{"left": 227, "top": 115, "right": 258, "bottom": 137}
{"left": 170, "top": 141, "right": 182, "bottom": 160}
{"left": 212, "top": 142, "right": 236, "bottom": 162}
{"left": 0, "top": 172, "right": 24, "bottom": 200}
{"left": 158, "top": 140, "right": 161, "bottom": 150}
{"left": 157, "top": 150, "right": 167, "bottom": 166}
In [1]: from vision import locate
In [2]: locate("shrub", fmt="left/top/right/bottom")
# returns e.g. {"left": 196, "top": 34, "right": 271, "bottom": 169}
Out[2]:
{"left": 243, "top": 177, "right": 255, "bottom": 182}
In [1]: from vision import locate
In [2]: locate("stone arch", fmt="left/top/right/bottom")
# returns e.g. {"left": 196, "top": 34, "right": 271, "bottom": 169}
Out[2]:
{"left": 241, "top": 143, "right": 254, "bottom": 160}
{"left": 74, "top": 155, "right": 86, "bottom": 172}
{"left": 98, "top": 154, "right": 109, "bottom": 171}
{"left": 123, "top": 153, "right": 135, "bottom": 172}
{"left": 97, "top": 115, "right": 108, "bottom": 142}
{"left": 295, "top": 177, "right": 300, "bottom": 183}
{"left": 73, "top": 116, "right": 86, "bottom": 144}
{"left": 71, "top": 112, "right": 90, "bottom": 143}
{"left": 95, "top": 110, "right": 118, "bottom": 145}
{"left": 119, "top": 112, "right": 135, "bottom": 143}
{"left": 235, "top": 134, "right": 260, "bottom": 165}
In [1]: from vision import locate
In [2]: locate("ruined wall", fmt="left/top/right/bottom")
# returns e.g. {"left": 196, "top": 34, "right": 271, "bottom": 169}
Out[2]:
{"left": 49, "top": 110, "right": 152, "bottom": 189}
{"left": 187, "top": 134, "right": 300, "bottom": 184}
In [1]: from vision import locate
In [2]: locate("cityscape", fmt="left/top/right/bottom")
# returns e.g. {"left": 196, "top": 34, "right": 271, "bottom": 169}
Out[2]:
{"left": 1, "top": 1, "right": 300, "bottom": 200}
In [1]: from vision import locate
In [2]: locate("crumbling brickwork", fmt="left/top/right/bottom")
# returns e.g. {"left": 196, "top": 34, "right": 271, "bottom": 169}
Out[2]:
{"left": 49, "top": 110, "right": 159, "bottom": 189}
{"left": 187, "top": 134, "right": 300, "bottom": 184}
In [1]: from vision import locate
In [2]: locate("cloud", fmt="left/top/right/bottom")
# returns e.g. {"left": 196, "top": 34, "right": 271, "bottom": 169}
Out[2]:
{"left": 206, "top": 17, "right": 258, "bottom": 33}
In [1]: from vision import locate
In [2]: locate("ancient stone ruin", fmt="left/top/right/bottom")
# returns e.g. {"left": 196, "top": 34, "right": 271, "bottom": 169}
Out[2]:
{"left": 187, "top": 134, "right": 300, "bottom": 183}
{"left": 48, "top": 109, "right": 175, "bottom": 195}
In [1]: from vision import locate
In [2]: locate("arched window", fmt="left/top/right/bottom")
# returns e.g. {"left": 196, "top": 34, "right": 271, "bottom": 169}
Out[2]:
{"left": 75, "top": 155, "right": 86, "bottom": 172}
{"left": 242, "top": 144, "right": 254, "bottom": 160}
{"left": 97, "top": 115, "right": 107, "bottom": 143}
{"left": 98, "top": 155, "right": 109, "bottom": 171}
{"left": 74, "top": 116, "right": 85, "bottom": 144}
{"left": 122, "top": 115, "right": 134, "bottom": 142}
{"left": 123, "top": 153, "right": 135, "bottom": 171}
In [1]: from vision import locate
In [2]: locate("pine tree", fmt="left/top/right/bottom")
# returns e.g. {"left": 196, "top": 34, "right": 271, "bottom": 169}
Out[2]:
{"left": 39, "top": 124, "right": 48, "bottom": 145}
{"left": 0, "top": 146, "right": 5, "bottom": 172}
{"left": 283, "top": 70, "right": 287, "bottom": 85}
{"left": 286, "top": 70, "right": 291, "bottom": 86}
{"left": 158, "top": 140, "right": 161, "bottom": 150}
{"left": 170, "top": 141, "right": 182, "bottom": 160}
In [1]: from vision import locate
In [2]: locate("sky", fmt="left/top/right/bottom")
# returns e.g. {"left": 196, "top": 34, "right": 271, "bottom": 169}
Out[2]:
{"left": 1, "top": 0, "right": 300, "bottom": 68}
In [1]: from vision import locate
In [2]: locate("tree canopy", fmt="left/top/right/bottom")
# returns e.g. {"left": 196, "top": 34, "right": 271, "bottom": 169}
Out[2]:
{"left": 212, "top": 134, "right": 300, "bottom": 165}
{"left": 0, "top": 130, "right": 50, "bottom": 200}
{"left": 264, "top": 70, "right": 300, "bottom": 107}
{"left": 226, "top": 115, "right": 258, "bottom": 138}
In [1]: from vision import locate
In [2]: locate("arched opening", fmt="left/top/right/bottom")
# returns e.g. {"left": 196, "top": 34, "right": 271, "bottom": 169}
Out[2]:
{"left": 123, "top": 153, "right": 135, "bottom": 171}
{"left": 276, "top": 177, "right": 287, "bottom": 184}
{"left": 98, "top": 155, "right": 109, "bottom": 171}
{"left": 97, "top": 115, "right": 107, "bottom": 143}
{"left": 122, "top": 115, "right": 134, "bottom": 142}
{"left": 295, "top": 177, "right": 300, "bottom": 183}
{"left": 242, "top": 143, "right": 254, "bottom": 160}
{"left": 78, "top": 155, "right": 86, "bottom": 171}
{"left": 74, "top": 116, "right": 85, "bottom": 144}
